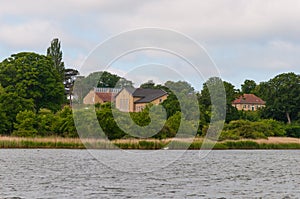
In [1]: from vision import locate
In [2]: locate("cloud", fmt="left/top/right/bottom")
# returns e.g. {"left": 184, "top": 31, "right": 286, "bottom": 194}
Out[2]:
{"left": 0, "top": 20, "right": 59, "bottom": 47}
{"left": 0, "top": 0, "right": 299, "bottom": 87}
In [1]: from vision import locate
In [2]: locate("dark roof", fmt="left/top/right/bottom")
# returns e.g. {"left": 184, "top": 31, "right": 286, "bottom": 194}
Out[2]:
{"left": 95, "top": 92, "right": 114, "bottom": 102}
{"left": 114, "top": 87, "right": 168, "bottom": 103}
{"left": 232, "top": 94, "right": 265, "bottom": 105}
{"left": 133, "top": 88, "right": 167, "bottom": 103}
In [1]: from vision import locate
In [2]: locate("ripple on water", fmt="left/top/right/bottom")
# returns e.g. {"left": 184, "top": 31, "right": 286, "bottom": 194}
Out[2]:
{"left": 0, "top": 150, "right": 299, "bottom": 198}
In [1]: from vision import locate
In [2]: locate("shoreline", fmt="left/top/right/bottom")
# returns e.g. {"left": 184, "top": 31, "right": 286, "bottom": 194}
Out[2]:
{"left": 0, "top": 136, "right": 299, "bottom": 150}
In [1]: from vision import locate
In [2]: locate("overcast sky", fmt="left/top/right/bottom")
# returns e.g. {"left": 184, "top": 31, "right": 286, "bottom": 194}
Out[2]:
{"left": 0, "top": 0, "right": 299, "bottom": 90}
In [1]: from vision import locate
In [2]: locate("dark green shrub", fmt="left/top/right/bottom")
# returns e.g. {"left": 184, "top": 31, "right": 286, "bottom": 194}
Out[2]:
{"left": 219, "top": 130, "right": 240, "bottom": 141}
{"left": 13, "top": 110, "right": 38, "bottom": 137}
{"left": 285, "top": 125, "right": 300, "bottom": 138}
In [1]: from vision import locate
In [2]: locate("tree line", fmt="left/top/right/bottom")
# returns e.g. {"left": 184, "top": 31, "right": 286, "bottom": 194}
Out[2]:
{"left": 0, "top": 38, "right": 299, "bottom": 139}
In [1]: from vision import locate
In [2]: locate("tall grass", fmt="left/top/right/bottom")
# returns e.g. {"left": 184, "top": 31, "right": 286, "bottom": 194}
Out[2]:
{"left": 0, "top": 136, "right": 300, "bottom": 149}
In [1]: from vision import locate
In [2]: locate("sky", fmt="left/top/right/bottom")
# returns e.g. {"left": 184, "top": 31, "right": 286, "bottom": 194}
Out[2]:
{"left": 0, "top": 0, "right": 299, "bottom": 91}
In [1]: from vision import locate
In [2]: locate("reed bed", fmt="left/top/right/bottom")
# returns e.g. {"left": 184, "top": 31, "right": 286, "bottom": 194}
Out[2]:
{"left": 0, "top": 136, "right": 299, "bottom": 149}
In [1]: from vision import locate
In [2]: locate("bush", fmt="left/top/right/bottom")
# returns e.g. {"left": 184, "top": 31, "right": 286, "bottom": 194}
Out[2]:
{"left": 219, "top": 130, "right": 241, "bottom": 141}
{"left": 239, "top": 111, "right": 261, "bottom": 122}
{"left": 220, "top": 119, "right": 286, "bottom": 140}
{"left": 36, "top": 109, "right": 56, "bottom": 136}
{"left": 285, "top": 125, "right": 300, "bottom": 138}
{"left": 13, "top": 110, "right": 38, "bottom": 137}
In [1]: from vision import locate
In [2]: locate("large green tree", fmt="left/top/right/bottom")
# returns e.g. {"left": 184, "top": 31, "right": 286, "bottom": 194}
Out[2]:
{"left": 0, "top": 92, "right": 34, "bottom": 134}
{"left": 140, "top": 80, "right": 155, "bottom": 89}
{"left": 257, "top": 72, "right": 300, "bottom": 124}
{"left": 161, "top": 81, "right": 196, "bottom": 119}
{"left": 47, "top": 38, "right": 65, "bottom": 81}
{"left": 199, "top": 77, "right": 239, "bottom": 123}
{"left": 241, "top": 79, "right": 257, "bottom": 94}
{"left": 0, "top": 52, "right": 65, "bottom": 112}
{"left": 0, "top": 84, "right": 9, "bottom": 134}
{"left": 97, "top": 71, "right": 133, "bottom": 88}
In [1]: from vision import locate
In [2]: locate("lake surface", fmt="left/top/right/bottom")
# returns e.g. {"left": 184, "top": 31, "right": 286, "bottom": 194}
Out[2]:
{"left": 0, "top": 149, "right": 299, "bottom": 198}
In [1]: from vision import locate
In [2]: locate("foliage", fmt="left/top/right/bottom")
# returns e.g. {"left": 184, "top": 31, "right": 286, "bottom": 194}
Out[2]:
{"left": 285, "top": 125, "right": 300, "bottom": 138}
{"left": 96, "top": 105, "right": 126, "bottom": 139}
{"left": 140, "top": 80, "right": 155, "bottom": 88}
{"left": 239, "top": 110, "right": 261, "bottom": 122}
{"left": 0, "top": 92, "right": 35, "bottom": 134}
{"left": 220, "top": 119, "right": 287, "bottom": 140}
{"left": 0, "top": 52, "right": 65, "bottom": 112}
{"left": 162, "top": 81, "right": 198, "bottom": 120}
{"left": 241, "top": 79, "right": 257, "bottom": 94}
{"left": 0, "top": 109, "right": 9, "bottom": 134}
{"left": 0, "top": 45, "right": 298, "bottom": 141}
{"left": 64, "top": 68, "right": 79, "bottom": 103}
{"left": 199, "top": 77, "right": 238, "bottom": 123}
{"left": 52, "top": 106, "right": 77, "bottom": 137}
{"left": 256, "top": 72, "right": 300, "bottom": 123}
{"left": 47, "top": 38, "right": 65, "bottom": 81}
{"left": 36, "top": 109, "right": 56, "bottom": 136}
{"left": 73, "top": 71, "right": 133, "bottom": 102}
{"left": 13, "top": 110, "right": 38, "bottom": 137}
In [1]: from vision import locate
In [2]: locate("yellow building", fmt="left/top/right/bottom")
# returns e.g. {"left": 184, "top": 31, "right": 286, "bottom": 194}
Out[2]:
{"left": 232, "top": 94, "right": 266, "bottom": 111}
{"left": 115, "top": 87, "right": 168, "bottom": 112}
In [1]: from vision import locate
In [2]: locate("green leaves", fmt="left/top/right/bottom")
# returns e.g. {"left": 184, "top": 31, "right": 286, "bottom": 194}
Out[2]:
{"left": 258, "top": 73, "right": 300, "bottom": 123}
{"left": 47, "top": 38, "right": 65, "bottom": 81}
{"left": 0, "top": 52, "right": 65, "bottom": 112}
{"left": 241, "top": 79, "right": 257, "bottom": 94}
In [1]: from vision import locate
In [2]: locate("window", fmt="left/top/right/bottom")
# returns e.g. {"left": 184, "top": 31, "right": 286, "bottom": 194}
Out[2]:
{"left": 159, "top": 98, "right": 162, "bottom": 103}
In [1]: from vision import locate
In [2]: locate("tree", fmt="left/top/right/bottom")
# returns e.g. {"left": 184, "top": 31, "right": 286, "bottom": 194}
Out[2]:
{"left": 257, "top": 72, "right": 300, "bottom": 124}
{"left": 0, "top": 90, "right": 35, "bottom": 134}
{"left": 0, "top": 52, "right": 65, "bottom": 112}
{"left": 0, "top": 85, "right": 9, "bottom": 134}
{"left": 98, "top": 71, "right": 133, "bottom": 88}
{"left": 47, "top": 38, "right": 65, "bottom": 81}
{"left": 241, "top": 79, "right": 257, "bottom": 94}
{"left": 199, "top": 77, "right": 238, "bottom": 123}
{"left": 161, "top": 81, "right": 196, "bottom": 118}
{"left": 223, "top": 81, "right": 240, "bottom": 122}
{"left": 74, "top": 71, "right": 133, "bottom": 102}
{"left": 64, "top": 68, "right": 79, "bottom": 104}
{"left": 13, "top": 110, "right": 38, "bottom": 137}
{"left": 140, "top": 80, "right": 155, "bottom": 88}
{"left": 164, "top": 80, "right": 194, "bottom": 95}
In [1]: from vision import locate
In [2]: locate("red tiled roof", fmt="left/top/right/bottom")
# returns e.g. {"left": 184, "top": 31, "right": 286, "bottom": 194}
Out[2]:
{"left": 95, "top": 92, "right": 114, "bottom": 102}
{"left": 232, "top": 94, "right": 265, "bottom": 105}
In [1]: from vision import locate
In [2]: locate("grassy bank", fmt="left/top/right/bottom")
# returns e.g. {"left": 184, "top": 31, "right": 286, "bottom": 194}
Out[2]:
{"left": 0, "top": 136, "right": 299, "bottom": 149}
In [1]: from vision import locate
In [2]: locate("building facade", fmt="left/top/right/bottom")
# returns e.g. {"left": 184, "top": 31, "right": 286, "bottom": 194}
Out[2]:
{"left": 115, "top": 88, "right": 168, "bottom": 112}
{"left": 232, "top": 94, "right": 266, "bottom": 111}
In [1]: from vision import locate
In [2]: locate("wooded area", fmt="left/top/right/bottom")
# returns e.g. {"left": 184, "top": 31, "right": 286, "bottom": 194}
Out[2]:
{"left": 0, "top": 39, "right": 299, "bottom": 140}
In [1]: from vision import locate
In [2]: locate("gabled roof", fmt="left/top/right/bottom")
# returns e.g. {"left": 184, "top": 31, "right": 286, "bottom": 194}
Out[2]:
{"left": 115, "top": 87, "right": 168, "bottom": 103}
{"left": 95, "top": 92, "right": 114, "bottom": 102}
{"left": 232, "top": 94, "right": 265, "bottom": 105}
{"left": 133, "top": 88, "right": 167, "bottom": 103}
{"left": 114, "top": 87, "right": 135, "bottom": 98}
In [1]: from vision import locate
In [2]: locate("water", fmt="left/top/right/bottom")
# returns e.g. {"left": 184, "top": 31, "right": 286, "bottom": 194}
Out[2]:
{"left": 0, "top": 149, "right": 299, "bottom": 198}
